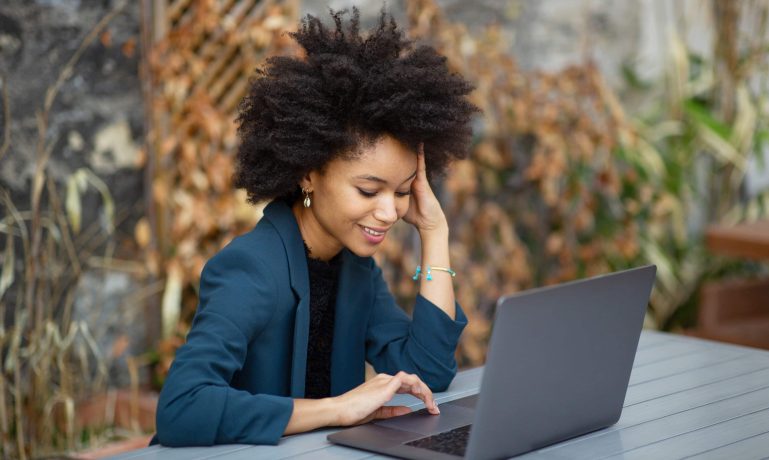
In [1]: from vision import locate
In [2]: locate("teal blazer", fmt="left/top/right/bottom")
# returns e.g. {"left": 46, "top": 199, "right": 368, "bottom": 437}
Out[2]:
{"left": 154, "top": 200, "right": 467, "bottom": 446}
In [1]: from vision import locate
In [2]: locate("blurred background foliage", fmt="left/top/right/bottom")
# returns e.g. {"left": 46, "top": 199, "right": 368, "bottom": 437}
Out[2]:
{"left": 142, "top": 0, "right": 302, "bottom": 382}
{"left": 395, "top": 0, "right": 769, "bottom": 365}
{"left": 1, "top": 0, "right": 769, "bottom": 457}
{"left": 1, "top": 3, "right": 131, "bottom": 457}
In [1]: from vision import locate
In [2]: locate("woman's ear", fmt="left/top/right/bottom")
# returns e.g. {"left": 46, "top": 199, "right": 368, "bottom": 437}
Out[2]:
{"left": 299, "top": 173, "right": 313, "bottom": 192}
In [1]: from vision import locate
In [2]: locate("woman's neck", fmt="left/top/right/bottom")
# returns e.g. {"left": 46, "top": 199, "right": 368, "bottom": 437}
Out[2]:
{"left": 291, "top": 201, "right": 343, "bottom": 261}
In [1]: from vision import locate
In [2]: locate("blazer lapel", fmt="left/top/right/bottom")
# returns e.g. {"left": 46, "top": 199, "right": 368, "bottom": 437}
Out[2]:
{"left": 262, "top": 200, "right": 310, "bottom": 398}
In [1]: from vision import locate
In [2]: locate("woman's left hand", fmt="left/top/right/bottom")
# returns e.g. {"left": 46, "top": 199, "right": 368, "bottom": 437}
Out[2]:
{"left": 403, "top": 143, "right": 448, "bottom": 235}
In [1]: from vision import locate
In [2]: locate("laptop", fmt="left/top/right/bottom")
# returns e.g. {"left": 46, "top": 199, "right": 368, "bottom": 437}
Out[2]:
{"left": 328, "top": 265, "right": 656, "bottom": 459}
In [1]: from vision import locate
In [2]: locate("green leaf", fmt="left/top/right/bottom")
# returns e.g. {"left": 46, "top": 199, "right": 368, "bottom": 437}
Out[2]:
{"left": 683, "top": 99, "right": 732, "bottom": 140}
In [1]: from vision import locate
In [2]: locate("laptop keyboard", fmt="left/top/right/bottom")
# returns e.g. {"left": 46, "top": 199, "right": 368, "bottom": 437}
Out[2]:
{"left": 405, "top": 424, "right": 471, "bottom": 457}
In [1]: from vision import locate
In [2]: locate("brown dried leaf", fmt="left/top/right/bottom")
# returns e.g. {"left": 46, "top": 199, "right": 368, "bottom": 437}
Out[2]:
{"left": 121, "top": 37, "right": 136, "bottom": 58}
{"left": 100, "top": 30, "right": 112, "bottom": 47}
{"left": 134, "top": 217, "right": 151, "bottom": 249}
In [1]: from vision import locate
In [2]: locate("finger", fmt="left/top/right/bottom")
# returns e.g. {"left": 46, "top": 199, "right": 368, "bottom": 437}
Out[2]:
{"left": 411, "top": 376, "right": 439, "bottom": 414}
{"left": 395, "top": 373, "right": 439, "bottom": 414}
{"left": 386, "top": 374, "right": 412, "bottom": 402}
{"left": 396, "top": 383, "right": 413, "bottom": 394}
{"left": 420, "top": 381, "right": 440, "bottom": 415}
{"left": 403, "top": 376, "right": 437, "bottom": 414}
{"left": 394, "top": 372, "right": 423, "bottom": 392}
{"left": 417, "top": 145, "right": 427, "bottom": 178}
{"left": 374, "top": 405, "right": 412, "bottom": 420}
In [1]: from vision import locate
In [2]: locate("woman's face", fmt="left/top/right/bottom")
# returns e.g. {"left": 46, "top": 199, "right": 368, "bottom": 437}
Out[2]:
{"left": 297, "top": 135, "right": 418, "bottom": 259}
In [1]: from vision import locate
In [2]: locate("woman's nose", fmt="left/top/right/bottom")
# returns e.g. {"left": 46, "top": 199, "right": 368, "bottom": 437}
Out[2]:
{"left": 373, "top": 196, "right": 398, "bottom": 224}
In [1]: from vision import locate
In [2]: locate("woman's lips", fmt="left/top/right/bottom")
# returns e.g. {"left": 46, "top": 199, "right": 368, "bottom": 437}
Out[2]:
{"left": 359, "top": 225, "right": 387, "bottom": 244}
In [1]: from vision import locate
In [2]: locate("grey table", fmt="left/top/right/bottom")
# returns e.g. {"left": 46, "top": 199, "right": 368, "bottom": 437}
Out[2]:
{"left": 113, "top": 331, "right": 769, "bottom": 459}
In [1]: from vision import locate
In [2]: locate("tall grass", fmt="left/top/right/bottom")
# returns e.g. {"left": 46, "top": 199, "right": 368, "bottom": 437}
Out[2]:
{"left": 0, "top": 2, "right": 136, "bottom": 457}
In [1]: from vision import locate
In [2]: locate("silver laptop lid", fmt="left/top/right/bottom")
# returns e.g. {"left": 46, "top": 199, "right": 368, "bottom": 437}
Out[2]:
{"left": 466, "top": 265, "right": 656, "bottom": 460}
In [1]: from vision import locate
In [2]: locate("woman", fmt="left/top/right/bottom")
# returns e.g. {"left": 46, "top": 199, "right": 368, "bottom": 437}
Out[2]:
{"left": 154, "top": 7, "right": 477, "bottom": 446}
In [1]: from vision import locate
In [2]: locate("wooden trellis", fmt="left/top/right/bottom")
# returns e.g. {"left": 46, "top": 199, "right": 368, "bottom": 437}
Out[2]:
{"left": 140, "top": 0, "right": 299, "bottom": 350}
{"left": 149, "top": 0, "right": 299, "bottom": 114}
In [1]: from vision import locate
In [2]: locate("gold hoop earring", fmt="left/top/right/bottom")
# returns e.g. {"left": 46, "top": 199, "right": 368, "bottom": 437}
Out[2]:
{"left": 302, "top": 188, "right": 312, "bottom": 208}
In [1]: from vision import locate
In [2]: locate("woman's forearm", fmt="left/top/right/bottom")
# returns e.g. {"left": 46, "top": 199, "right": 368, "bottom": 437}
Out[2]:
{"left": 284, "top": 398, "right": 338, "bottom": 435}
{"left": 418, "top": 226, "right": 456, "bottom": 320}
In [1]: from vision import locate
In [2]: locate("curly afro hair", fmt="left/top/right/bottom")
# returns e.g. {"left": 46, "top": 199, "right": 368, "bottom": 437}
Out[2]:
{"left": 234, "top": 7, "right": 478, "bottom": 204}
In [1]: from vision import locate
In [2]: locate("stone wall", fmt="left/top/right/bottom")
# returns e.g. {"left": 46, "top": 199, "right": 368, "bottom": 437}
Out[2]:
{"left": 0, "top": 0, "right": 146, "bottom": 387}
{"left": 1, "top": 0, "right": 144, "bottom": 246}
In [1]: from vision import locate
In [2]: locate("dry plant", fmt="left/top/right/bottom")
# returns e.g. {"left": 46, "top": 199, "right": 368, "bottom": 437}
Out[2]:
{"left": 396, "top": 0, "right": 649, "bottom": 365}
{"left": 378, "top": 0, "right": 769, "bottom": 365}
{"left": 143, "top": 0, "right": 300, "bottom": 383}
{"left": 0, "top": 1, "right": 155, "bottom": 457}
{"left": 621, "top": 0, "right": 769, "bottom": 327}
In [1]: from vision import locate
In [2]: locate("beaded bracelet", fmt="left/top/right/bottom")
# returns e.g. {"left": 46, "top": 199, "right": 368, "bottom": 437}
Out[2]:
{"left": 412, "top": 265, "right": 456, "bottom": 281}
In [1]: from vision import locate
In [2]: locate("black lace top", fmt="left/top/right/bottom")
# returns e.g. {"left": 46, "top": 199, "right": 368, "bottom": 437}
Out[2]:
{"left": 304, "top": 243, "right": 342, "bottom": 399}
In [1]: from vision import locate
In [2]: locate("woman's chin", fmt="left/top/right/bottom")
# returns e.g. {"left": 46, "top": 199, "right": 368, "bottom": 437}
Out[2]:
{"left": 347, "top": 243, "right": 380, "bottom": 258}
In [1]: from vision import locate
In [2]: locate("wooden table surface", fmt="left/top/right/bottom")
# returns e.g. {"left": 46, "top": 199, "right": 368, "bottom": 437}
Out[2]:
{"left": 705, "top": 219, "right": 769, "bottom": 260}
{"left": 112, "top": 331, "right": 769, "bottom": 459}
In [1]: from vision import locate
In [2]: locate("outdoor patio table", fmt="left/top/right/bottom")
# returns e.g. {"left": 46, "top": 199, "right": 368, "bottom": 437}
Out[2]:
{"left": 112, "top": 331, "right": 769, "bottom": 459}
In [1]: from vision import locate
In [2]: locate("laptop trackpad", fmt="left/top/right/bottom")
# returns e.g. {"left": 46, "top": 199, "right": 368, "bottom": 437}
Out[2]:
{"left": 373, "top": 404, "right": 476, "bottom": 435}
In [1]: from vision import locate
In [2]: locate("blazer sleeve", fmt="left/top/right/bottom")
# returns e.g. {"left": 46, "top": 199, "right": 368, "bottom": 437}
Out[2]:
{"left": 364, "top": 262, "right": 468, "bottom": 392}
{"left": 155, "top": 247, "right": 293, "bottom": 447}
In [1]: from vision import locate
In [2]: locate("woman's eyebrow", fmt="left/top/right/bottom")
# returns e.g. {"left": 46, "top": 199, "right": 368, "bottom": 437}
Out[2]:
{"left": 355, "top": 170, "right": 417, "bottom": 185}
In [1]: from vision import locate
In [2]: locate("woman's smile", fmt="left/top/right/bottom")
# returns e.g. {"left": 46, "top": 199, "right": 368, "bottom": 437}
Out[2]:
{"left": 359, "top": 224, "right": 388, "bottom": 244}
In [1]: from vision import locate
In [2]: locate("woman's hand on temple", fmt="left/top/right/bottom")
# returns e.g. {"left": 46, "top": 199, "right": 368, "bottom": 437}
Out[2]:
{"left": 331, "top": 371, "right": 440, "bottom": 426}
{"left": 402, "top": 143, "right": 448, "bottom": 236}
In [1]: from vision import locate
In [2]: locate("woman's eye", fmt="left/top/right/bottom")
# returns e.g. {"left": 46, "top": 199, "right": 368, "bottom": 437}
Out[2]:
{"left": 357, "top": 188, "right": 377, "bottom": 197}
{"left": 357, "top": 188, "right": 411, "bottom": 198}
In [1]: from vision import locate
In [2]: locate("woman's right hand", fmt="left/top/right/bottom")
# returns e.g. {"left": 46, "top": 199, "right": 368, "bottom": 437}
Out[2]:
{"left": 332, "top": 371, "right": 441, "bottom": 426}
